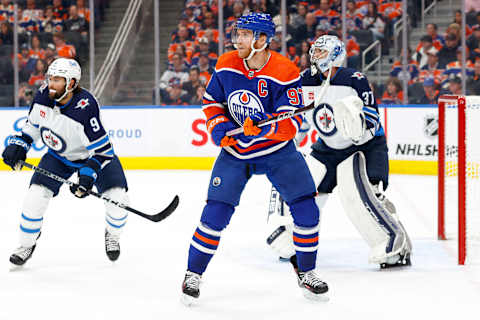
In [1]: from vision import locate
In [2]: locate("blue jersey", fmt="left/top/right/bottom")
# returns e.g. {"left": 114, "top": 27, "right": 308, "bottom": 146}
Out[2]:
{"left": 202, "top": 50, "right": 304, "bottom": 160}
{"left": 301, "top": 67, "right": 384, "bottom": 150}
{"left": 21, "top": 84, "right": 114, "bottom": 168}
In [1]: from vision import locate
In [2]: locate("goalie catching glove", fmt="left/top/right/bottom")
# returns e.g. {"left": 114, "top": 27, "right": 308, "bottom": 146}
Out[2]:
{"left": 332, "top": 95, "right": 366, "bottom": 144}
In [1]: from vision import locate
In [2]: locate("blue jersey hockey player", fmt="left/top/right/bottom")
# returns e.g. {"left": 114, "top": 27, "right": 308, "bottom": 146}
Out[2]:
{"left": 2, "top": 58, "right": 129, "bottom": 266}
{"left": 181, "top": 13, "right": 328, "bottom": 305}
{"left": 266, "top": 35, "right": 412, "bottom": 269}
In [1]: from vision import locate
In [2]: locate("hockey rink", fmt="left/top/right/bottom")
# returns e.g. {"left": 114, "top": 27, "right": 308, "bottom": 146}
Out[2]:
{"left": 0, "top": 169, "right": 479, "bottom": 320}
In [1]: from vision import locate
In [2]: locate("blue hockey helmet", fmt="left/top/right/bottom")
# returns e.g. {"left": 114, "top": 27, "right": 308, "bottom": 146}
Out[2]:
{"left": 232, "top": 13, "right": 275, "bottom": 44}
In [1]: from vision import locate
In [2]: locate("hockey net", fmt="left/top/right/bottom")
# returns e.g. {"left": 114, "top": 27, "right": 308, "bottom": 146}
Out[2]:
{"left": 438, "top": 95, "right": 480, "bottom": 265}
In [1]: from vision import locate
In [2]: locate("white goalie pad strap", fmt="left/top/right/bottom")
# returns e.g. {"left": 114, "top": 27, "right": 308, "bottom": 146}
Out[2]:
{"left": 19, "top": 184, "right": 53, "bottom": 247}
{"left": 104, "top": 187, "right": 129, "bottom": 234}
{"left": 332, "top": 95, "right": 365, "bottom": 143}
{"left": 337, "top": 151, "right": 408, "bottom": 264}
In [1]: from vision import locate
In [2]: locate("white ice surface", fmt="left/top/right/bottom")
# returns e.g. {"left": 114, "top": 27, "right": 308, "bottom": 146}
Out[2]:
{"left": 0, "top": 170, "right": 479, "bottom": 320}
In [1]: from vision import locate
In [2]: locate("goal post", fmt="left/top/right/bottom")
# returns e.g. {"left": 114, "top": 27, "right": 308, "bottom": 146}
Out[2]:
{"left": 438, "top": 95, "right": 480, "bottom": 265}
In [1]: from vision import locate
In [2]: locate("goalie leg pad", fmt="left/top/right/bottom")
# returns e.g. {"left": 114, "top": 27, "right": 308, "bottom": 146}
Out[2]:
{"left": 19, "top": 184, "right": 53, "bottom": 247}
{"left": 337, "top": 152, "right": 411, "bottom": 264}
{"left": 104, "top": 187, "right": 129, "bottom": 235}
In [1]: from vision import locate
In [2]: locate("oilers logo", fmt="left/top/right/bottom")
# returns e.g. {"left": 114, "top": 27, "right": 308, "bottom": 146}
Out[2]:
{"left": 313, "top": 103, "right": 337, "bottom": 136}
{"left": 227, "top": 90, "right": 264, "bottom": 126}
{"left": 40, "top": 127, "right": 66, "bottom": 153}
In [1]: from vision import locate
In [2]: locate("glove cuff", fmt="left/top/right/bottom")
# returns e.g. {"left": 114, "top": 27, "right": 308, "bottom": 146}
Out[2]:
{"left": 79, "top": 158, "right": 102, "bottom": 182}
{"left": 7, "top": 135, "right": 32, "bottom": 152}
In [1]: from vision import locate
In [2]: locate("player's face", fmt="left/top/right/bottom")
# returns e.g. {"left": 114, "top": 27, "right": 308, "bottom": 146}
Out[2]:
{"left": 48, "top": 76, "right": 67, "bottom": 100}
{"left": 235, "top": 29, "right": 254, "bottom": 59}
{"left": 312, "top": 48, "right": 328, "bottom": 61}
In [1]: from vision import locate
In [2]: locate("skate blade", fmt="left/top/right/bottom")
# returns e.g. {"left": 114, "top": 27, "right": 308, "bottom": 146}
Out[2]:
{"left": 302, "top": 289, "right": 330, "bottom": 302}
{"left": 9, "top": 263, "right": 24, "bottom": 272}
{"left": 181, "top": 293, "right": 198, "bottom": 307}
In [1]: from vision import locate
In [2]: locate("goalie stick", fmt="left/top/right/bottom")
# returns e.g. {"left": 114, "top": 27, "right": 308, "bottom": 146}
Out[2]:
{"left": 18, "top": 161, "right": 179, "bottom": 223}
{"left": 226, "top": 66, "right": 332, "bottom": 137}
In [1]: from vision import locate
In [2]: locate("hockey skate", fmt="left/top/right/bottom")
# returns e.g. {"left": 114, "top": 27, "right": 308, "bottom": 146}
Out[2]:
{"left": 380, "top": 252, "right": 412, "bottom": 269}
{"left": 290, "top": 255, "right": 329, "bottom": 301}
{"left": 105, "top": 230, "right": 120, "bottom": 261}
{"left": 10, "top": 232, "right": 41, "bottom": 267}
{"left": 181, "top": 270, "right": 201, "bottom": 306}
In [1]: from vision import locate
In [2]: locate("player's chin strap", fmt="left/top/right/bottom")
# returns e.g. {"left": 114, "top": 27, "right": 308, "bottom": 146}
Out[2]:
{"left": 245, "top": 38, "right": 268, "bottom": 60}
{"left": 54, "top": 77, "right": 77, "bottom": 102}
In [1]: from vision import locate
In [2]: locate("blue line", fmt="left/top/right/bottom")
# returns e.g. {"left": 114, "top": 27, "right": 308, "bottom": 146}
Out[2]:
{"left": 21, "top": 213, "right": 43, "bottom": 222}
{"left": 20, "top": 225, "right": 41, "bottom": 233}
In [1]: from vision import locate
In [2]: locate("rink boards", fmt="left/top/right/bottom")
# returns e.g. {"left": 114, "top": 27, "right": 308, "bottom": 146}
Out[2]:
{"left": 0, "top": 104, "right": 437, "bottom": 175}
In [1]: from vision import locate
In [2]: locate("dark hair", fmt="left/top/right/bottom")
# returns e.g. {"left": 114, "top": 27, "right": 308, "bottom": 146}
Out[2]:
{"left": 427, "top": 23, "right": 438, "bottom": 30}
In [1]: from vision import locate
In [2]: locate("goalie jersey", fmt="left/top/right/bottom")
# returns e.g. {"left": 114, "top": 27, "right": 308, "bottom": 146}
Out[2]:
{"left": 203, "top": 50, "right": 303, "bottom": 160}
{"left": 21, "top": 84, "right": 114, "bottom": 168}
{"left": 301, "top": 67, "right": 384, "bottom": 150}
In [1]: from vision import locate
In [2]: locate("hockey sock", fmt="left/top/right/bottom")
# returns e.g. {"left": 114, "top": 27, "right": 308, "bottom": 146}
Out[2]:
{"left": 188, "top": 223, "right": 222, "bottom": 274}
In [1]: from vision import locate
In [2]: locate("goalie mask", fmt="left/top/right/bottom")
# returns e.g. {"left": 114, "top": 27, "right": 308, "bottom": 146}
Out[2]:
{"left": 309, "top": 35, "right": 346, "bottom": 75}
{"left": 46, "top": 58, "right": 81, "bottom": 102}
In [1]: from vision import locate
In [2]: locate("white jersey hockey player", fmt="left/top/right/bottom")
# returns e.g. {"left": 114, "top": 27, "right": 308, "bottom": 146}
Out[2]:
{"left": 266, "top": 35, "right": 412, "bottom": 269}
{"left": 2, "top": 58, "right": 129, "bottom": 266}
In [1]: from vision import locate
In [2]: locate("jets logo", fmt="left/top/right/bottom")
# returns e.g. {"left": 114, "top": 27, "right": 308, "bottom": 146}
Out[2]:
{"left": 313, "top": 103, "right": 337, "bottom": 136}
{"left": 75, "top": 98, "right": 89, "bottom": 110}
{"left": 40, "top": 127, "right": 66, "bottom": 153}
{"left": 227, "top": 90, "right": 264, "bottom": 126}
{"left": 352, "top": 72, "right": 365, "bottom": 80}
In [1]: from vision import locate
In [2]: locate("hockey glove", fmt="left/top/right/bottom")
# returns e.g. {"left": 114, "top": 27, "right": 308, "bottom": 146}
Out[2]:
{"left": 2, "top": 134, "right": 32, "bottom": 170}
{"left": 243, "top": 112, "right": 272, "bottom": 137}
{"left": 206, "top": 115, "right": 238, "bottom": 147}
{"left": 70, "top": 159, "right": 101, "bottom": 198}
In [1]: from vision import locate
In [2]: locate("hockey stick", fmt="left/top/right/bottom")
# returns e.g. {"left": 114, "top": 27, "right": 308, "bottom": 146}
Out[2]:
{"left": 18, "top": 161, "right": 179, "bottom": 223}
{"left": 226, "top": 67, "right": 332, "bottom": 137}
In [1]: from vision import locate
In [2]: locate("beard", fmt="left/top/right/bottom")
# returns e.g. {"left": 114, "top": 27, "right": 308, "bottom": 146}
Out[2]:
{"left": 48, "top": 88, "right": 65, "bottom": 100}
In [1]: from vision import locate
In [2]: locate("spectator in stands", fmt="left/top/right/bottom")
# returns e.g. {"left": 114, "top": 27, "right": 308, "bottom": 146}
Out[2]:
{"left": 446, "top": 23, "right": 462, "bottom": 43}
{"left": 196, "top": 52, "right": 214, "bottom": 84}
{"left": 467, "top": 25, "right": 480, "bottom": 60}
{"left": 0, "top": 0, "right": 13, "bottom": 20}
{"left": 390, "top": 48, "right": 419, "bottom": 84}
{"left": 418, "top": 77, "right": 440, "bottom": 104}
{"left": 442, "top": 48, "right": 474, "bottom": 84}
{"left": 269, "top": 36, "right": 281, "bottom": 53}
{"left": 160, "top": 53, "right": 189, "bottom": 93}
{"left": 29, "top": 34, "right": 45, "bottom": 60}
{"left": 24, "top": 0, "right": 43, "bottom": 21}
{"left": 336, "top": 30, "right": 361, "bottom": 69}
{"left": 309, "top": 21, "right": 329, "bottom": 44}
{"left": 345, "top": 0, "right": 362, "bottom": 31}
{"left": 381, "top": 77, "right": 404, "bottom": 104}
{"left": 18, "top": 43, "right": 32, "bottom": 71}
{"left": 314, "top": 0, "right": 340, "bottom": 27}
{"left": 0, "top": 21, "right": 12, "bottom": 45}
{"left": 40, "top": 5, "right": 64, "bottom": 33}
{"left": 290, "top": 2, "right": 307, "bottom": 30}
{"left": 76, "top": 0, "right": 91, "bottom": 23}
{"left": 18, "top": 82, "right": 34, "bottom": 106}
{"left": 274, "top": 24, "right": 295, "bottom": 48}
{"left": 186, "top": 0, "right": 206, "bottom": 21}
{"left": 162, "top": 77, "right": 189, "bottom": 106}
{"left": 362, "top": 2, "right": 385, "bottom": 42}
{"left": 65, "top": 5, "right": 88, "bottom": 39}
{"left": 190, "top": 84, "right": 206, "bottom": 105}
{"left": 44, "top": 42, "right": 57, "bottom": 66}
{"left": 52, "top": 31, "right": 76, "bottom": 58}
{"left": 28, "top": 59, "right": 47, "bottom": 89}
{"left": 425, "top": 23, "right": 445, "bottom": 50}
{"left": 467, "top": 58, "right": 480, "bottom": 95}
{"left": 52, "top": 0, "right": 68, "bottom": 20}
{"left": 296, "top": 12, "right": 317, "bottom": 43}
{"left": 299, "top": 53, "right": 310, "bottom": 72}
{"left": 287, "top": 46, "right": 300, "bottom": 66}
{"left": 182, "top": 65, "right": 204, "bottom": 98}
{"left": 418, "top": 47, "right": 444, "bottom": 86}
{"left": 444, "top": 76, "right": 462, "bottom": 95}
{"left": 192, "top": 37, "right": 217, "bottom": 64}
{"left": 413, "top": 35, "right": 433, "bottom": 69}
{"left": 453, "top": 10, "right": 472, "bottom": 37}
{"left": 438, "top": 33, "right": 460, "bottom": 68}
{"left": 173, "top": 25, "right": 194, "bottom": 43}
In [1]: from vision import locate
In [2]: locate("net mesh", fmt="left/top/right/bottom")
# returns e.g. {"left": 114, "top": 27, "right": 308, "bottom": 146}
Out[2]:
{"left": 443, "top": 96, "right": 480, "bottom": 264}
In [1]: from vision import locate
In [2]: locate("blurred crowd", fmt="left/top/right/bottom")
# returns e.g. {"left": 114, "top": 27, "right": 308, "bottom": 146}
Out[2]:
{"left": 158, "top": 0, "right": 479, "bottom": 106}
{"left": 0, "top": 0, "right": 109, "bottom": 106}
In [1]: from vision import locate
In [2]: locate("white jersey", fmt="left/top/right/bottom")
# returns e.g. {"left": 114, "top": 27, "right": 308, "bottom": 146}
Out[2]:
{"left": 21, "top": 84, "right": 114, "bottom": 168}
{"left": 301, "top": 67, "right": 384, "bottom": 150}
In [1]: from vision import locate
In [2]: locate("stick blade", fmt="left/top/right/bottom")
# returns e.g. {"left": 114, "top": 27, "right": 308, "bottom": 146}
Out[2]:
{"left": 149, "top": 195, "right": 180, "bottom": 222}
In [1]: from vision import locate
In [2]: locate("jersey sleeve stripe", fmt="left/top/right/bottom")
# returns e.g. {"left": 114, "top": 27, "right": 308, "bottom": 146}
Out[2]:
{"left": 86, "top": 134, "right": 109, "bottom": 150}
{"left": 203, "top": 106, "right": 225, "bottom": 120}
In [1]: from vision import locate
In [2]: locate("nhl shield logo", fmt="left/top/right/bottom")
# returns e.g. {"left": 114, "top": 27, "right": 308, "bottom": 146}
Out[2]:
{"left": 313, "top": 103, "right": 337, "bottom": 136}
{"left": 424, "top": 113, "right": 438, "bottom": 139}
{"left": 227, "top": 90, "right": 264, "bottom": 126}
